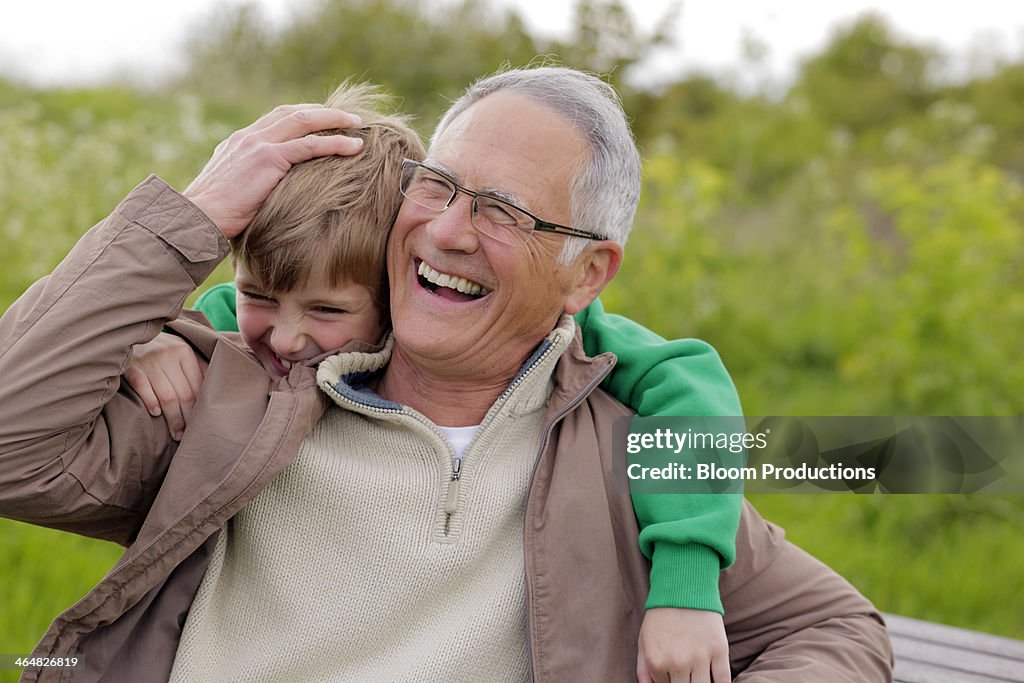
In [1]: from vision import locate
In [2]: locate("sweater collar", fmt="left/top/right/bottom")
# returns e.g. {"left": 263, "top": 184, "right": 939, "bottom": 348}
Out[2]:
{"left": 316, "top": 315, "right": 581, "bottom": 416}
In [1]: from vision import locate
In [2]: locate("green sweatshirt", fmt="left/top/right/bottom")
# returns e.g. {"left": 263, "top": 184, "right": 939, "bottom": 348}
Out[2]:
{"left": 195, "top": 284, "right": 742, "bottom": 613}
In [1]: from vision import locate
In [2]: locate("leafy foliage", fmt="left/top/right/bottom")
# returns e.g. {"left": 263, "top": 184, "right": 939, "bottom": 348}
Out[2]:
{"left": 177, "top": 0, "right": 676, "bottom": 133}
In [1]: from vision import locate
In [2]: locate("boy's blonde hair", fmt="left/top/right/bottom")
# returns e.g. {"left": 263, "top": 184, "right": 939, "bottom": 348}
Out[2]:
{"left": 231, "top": 82, "right": 426, "bottom": 310}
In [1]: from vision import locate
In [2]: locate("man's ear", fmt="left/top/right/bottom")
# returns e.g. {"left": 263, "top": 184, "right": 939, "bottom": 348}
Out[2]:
{"left": 564, "top": 241, "right": 623, "bottom": 315}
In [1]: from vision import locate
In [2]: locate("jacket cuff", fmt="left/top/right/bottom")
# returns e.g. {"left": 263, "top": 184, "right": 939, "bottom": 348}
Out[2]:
{"left": 645, "top": 541, "right": 724, "bottom": 614}
{"left": 115, "top": 175, "right": 228, "bottom": 264}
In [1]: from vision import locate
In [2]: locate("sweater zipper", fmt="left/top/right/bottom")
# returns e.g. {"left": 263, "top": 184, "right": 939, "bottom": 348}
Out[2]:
{"left": 443, "top": 456, "right": 463, "bottom": 536}
{"left": 522, "top": 357, "right": 615, "bottom": 682}
{"left": 440, "top": 338, "right": 562, "bottom": 536}
{"left": 321, "top": 378, "right": 467, "bottom": 539}
{"left": 499, "top": 340, "right": 559, "bottom": 402}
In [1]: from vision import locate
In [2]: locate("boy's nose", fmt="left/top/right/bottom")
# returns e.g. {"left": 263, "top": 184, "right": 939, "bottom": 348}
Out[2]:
{"left": 269, "top": 324, "right": 307, "bottom": 357}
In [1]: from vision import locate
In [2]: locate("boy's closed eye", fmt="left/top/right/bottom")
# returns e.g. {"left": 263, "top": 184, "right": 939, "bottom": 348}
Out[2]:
{"left": 238, "top": 290, "right": 276, "bottom": 304}
{"left": 239, "top": 291, "right": 352, "bottom": 316}
{"left": 311, "top": 305, "right": 350, "bottom": 315}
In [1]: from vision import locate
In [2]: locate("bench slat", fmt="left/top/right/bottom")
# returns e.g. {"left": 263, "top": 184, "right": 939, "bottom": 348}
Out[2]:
{"left": 887, "top": 614, "right": 1024, "bottom": 661}
{"left": 894, "top": 659, "right": 1023, "bottom": 683}
{"left": 885, "top": 613, "right": 1024, "bottom": 682}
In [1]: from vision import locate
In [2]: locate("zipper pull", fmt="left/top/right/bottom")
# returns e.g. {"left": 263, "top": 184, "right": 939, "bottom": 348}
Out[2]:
{"left": 445, "top": 457, "right": 463, "bottom": 514}
{"left": 444, "top": 457, "right": 463, "bottom": 536}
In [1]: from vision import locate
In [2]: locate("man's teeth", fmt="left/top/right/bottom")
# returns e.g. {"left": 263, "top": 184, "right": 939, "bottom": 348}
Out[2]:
{"left": 276, "top": 354, "right": 292, "bottom": 370}
{"left": 418, "top": 261, "right": 489, "bottom": 296}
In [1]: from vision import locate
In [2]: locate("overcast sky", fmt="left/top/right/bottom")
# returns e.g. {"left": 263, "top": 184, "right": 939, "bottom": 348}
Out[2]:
{"left": 1, "top": 1, "right": 1021, "bottom": 88}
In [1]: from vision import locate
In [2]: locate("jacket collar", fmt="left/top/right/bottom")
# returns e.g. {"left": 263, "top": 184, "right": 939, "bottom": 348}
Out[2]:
{"left": 547, "top": 321, "right": 618, "bottom": 419}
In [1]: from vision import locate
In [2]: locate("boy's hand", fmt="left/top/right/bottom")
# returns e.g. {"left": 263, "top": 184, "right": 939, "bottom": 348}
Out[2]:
{"left": 184, "top": 105, "right": 364, "bottom": 239}
{"left": 637, "top": 607, "right": 731, "bottom": 683}
{"left": 125, "top": 333, "right": 208, "bottom": 440}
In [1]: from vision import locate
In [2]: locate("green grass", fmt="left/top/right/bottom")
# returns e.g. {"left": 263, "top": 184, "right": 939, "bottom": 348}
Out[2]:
{"left": 748, "top": 494, "right": 1024, "bottom": 639}
{"left": 1, "top": 519, "right": 122, "bottom": 683}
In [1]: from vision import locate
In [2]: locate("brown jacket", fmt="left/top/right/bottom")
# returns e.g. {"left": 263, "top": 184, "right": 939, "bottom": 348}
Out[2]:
{"left": 0, "top": 177, "right": 892, "bottom": 682}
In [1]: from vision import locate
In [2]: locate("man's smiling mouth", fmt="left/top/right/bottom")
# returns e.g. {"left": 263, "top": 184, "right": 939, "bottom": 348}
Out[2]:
{"left": 417, "top": 261, "right": 491, "bottom": 301}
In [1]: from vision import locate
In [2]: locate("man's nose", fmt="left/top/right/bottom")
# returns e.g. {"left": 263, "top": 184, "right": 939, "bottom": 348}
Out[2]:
{"left": 425, "top": 192, "right": 480, "bottom": 253}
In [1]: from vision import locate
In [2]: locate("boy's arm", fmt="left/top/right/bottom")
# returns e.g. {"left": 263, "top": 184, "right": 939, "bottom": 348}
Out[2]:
{"left": 0, "top": 177, "right": 228, "bottom": 545}
{"left": 194, "top": 282, "right": 240, "bottom": 332}
{"left": 575, "top": 298, "right": 743, "bottom": 614}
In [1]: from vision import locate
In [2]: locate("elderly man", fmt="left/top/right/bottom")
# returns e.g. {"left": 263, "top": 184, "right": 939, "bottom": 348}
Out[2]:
{"left": 0, "top": 67, "right": 891, "bottom": 682}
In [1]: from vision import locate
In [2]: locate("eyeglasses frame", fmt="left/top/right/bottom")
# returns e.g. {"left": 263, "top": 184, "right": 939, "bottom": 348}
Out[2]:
{"left": 400, "top": 159, "right": 608, "bottom": 242}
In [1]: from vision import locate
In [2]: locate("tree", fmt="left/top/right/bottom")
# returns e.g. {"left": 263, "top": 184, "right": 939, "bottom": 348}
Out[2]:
{"left": 791, "top": 14, "right": 939, "bottom": 135}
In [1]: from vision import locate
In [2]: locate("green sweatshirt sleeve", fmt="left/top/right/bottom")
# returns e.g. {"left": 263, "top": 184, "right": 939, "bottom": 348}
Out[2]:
{"left": 194, "top": 282, "right": 239, "bottom": 333}
{"left": 575, "top": 298, "right": 743, "bottom": 614}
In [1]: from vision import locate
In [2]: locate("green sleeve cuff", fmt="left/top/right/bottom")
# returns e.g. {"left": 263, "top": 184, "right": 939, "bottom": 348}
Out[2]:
{"left": 646, "top": 541, "right": 724, "bottom": 614}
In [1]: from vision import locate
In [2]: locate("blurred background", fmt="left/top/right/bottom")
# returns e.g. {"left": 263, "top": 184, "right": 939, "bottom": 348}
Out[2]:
{"left": 2, "top": 0, "right": 1022, "bottom": 672}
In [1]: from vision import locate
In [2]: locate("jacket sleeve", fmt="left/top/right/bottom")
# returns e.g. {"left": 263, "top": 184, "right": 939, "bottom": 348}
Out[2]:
{"left": 724, "top": 501, "right": 893, "bottom": 681}
{"left": 575, "top": 298, "right": 743, "bottom": 613}
{"left": 195, "top": 281, "right": 240, "bottom": 332}
{"left": 0, "top": 176, "right": 230, "bottom": 546}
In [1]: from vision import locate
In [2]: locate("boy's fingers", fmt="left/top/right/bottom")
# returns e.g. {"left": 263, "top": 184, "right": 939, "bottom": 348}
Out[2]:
{"left": 711, "top": 653, "right": 730, "bottom": 683}
{"left": 180, "top": 355, "right": 208, "bottom": 402}
{"left": 178, "top": 390, "right": 195, "bottom": 433}
{"left": 171, "top": 355, "right": 207, "bottom": 437}
{"left": 636, "top": 640, "right": 659, "bottom": 683}
{"left": 123, "top": 367, "right": 161, "bottom": 417}
{"left": 150, "top": 370, "right": 189, "bottom": 438}
{"left": 635, "top": 656, "right": 655, "bottom": 683}
{"left": 643, "top": 655, "right": 670, "bottom": 683}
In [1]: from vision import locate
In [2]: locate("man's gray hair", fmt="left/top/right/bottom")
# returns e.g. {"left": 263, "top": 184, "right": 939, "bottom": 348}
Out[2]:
{"left": 432, "top": 66, "right": 642, "bottom": 264}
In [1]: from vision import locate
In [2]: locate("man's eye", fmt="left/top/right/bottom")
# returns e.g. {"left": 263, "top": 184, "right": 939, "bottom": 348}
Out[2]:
{"left": 419, "top": 176, "right": 451, "bottom": 197}
{"left": 478, "top": 200, "right": 520, "bottom": 226}
{"left": 312, "top": 306, "right": 347, "bottom": 315}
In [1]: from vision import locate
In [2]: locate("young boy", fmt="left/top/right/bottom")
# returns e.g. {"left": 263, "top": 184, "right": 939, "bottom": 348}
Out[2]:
{"left": 126, "top": 83, "right": 414, "bottom": 436}
{"left": 6, "top": 82, "right": 741, "bottom": 681}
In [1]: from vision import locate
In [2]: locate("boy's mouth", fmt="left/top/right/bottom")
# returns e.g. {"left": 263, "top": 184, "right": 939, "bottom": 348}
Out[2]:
{"left": 417, "top": 260, "right": 490, "bottom": 303}
{"left": 267, "top": 349, "right": 293, "bottom": 375}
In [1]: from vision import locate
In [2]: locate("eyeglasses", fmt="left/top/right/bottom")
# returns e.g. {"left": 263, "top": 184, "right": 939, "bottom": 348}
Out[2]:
{"left": 399, "top": 159, "right": 607, "bottom": 244}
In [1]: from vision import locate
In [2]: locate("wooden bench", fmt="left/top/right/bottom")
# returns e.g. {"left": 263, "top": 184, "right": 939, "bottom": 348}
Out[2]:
{"left": 887, "top": 613, "right": 1024, "bottom": 682}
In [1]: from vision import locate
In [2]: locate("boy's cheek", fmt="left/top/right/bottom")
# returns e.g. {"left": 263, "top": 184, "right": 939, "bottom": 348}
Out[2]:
{"left": 235, "top": 305, "right": 267, "bottom": 349}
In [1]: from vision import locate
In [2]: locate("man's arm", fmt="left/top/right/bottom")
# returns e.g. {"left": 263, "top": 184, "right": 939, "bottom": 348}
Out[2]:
{"left": 0, "top": 177, "right": 227, "bottom": 545}
{"left": 723, "top": 500, "right": 893, "bottom": 681}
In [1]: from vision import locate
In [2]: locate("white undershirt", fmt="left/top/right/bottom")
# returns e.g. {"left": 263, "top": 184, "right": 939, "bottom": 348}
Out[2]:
{"left": 438, "top": 424, "right": 481, "bottom": 461}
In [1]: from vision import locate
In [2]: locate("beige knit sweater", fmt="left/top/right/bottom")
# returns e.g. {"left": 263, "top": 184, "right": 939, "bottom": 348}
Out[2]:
{"left": 169, "top": 319, "right": 575, "bottom": 682}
